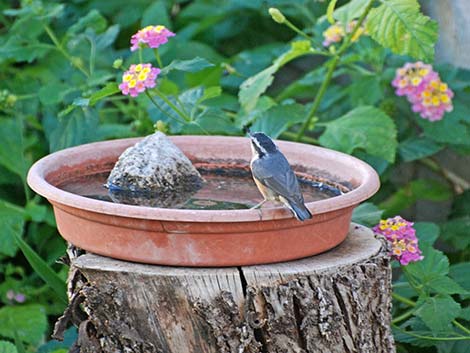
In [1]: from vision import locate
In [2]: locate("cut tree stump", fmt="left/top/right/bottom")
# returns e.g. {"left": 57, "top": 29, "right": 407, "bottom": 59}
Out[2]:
{"left": 58, "top": 224, "right": 395, "bottom": 353}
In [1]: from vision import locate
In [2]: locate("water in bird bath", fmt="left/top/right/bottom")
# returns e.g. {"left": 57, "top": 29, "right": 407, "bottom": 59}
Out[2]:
{"left": 57, "top": 168, "right": 344, "bottom": 210}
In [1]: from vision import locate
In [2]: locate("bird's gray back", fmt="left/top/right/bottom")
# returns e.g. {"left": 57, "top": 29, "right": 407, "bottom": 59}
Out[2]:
{"left": 251, "top": 152, "right": 304, "bottom": 203}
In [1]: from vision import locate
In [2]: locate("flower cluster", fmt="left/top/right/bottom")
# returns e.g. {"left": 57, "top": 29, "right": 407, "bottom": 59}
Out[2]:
{"left": 6, "top": 290, "right": 25, "bottom": 303}
{"left": 392, "top": 62, "right": 454, "bottom": 121}
{"left": 322, "top": 20, "right": 367, "bottom": 47}
{"left": 373, "top": 216, "right": 423, "bottom": 266}
{"left": 119, "top": 25, "right": 175, "bottom": 97}
{"left": 130, "top": 25, "right": 175, "bottom": 51}
{"left": 119, "top": 64, "right": 160, "bottom": 97}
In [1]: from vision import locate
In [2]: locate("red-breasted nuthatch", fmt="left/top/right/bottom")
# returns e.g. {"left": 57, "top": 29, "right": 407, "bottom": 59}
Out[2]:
{"left": 248, "top": 131, "right": 312, "bottom": 221}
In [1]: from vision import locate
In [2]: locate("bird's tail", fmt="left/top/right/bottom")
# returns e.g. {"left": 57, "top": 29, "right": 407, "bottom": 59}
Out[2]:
{"left": 281, "top": 197, "right": 312, "bottom": 221}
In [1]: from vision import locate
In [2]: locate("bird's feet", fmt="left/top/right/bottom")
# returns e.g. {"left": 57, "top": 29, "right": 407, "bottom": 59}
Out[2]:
{"left": 250, "top": 200, "right": 267, "bottom": 210}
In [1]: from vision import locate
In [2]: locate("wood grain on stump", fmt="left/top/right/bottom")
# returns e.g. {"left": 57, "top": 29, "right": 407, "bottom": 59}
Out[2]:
{"left": 58, "top": 224, "right": 395, "bottom": 353}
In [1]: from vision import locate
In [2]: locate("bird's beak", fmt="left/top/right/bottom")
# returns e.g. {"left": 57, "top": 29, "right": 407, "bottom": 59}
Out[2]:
{"left": 243, "top": 126, "right": 252, "bottom": 137}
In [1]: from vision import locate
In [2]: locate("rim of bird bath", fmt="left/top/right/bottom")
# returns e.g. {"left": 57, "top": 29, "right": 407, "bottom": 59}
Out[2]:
{"left": 27, "top": 135, "right": 380, "bottom": 266}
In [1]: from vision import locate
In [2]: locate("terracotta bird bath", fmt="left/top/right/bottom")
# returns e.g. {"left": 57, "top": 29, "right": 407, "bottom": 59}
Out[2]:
{"left": 27, "top": 136, "right": 379, "bottom": 266}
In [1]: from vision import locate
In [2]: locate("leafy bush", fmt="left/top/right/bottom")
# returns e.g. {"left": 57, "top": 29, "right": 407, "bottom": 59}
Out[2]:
{"left": 0, "top": 0, "right": 468, "bottom": 352}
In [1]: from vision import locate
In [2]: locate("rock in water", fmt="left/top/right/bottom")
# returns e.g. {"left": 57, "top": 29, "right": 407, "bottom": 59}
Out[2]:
{"left": 106, "top": 132, "right": 203, "bottom": 198}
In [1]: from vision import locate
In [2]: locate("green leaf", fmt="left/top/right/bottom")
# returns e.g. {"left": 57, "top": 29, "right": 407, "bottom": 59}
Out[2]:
{"left": 0, "top": 202, "right": 24, "bottom": 257}
{"left": 251, "top": 103, "right": 306, "bottom": 138}
{"left": 235, "top": 96, "right": 276, "bottom": 128}
{"left": 334, "top": 0, "right": 370, "bottom": 25}
{"left": 398, "top": 137, "right": 443, "bottom": 162}
{"left": 0, "top": 305, "right": 48, "bottom": 345}
{"left": 24, "top": 202, "right": 48, "bottom": 223}
{"left": 96, "top": 124, "right": 133, "bottom": 140}
{"left": 88, "top": 83, "right": 120, "bottom": 106}
{"left": 426, "top": 276, "right": 468, "bottom": 295}
{"left": 200, "top": 86, "right": 222, "bottom": 102}
{"left": 327, "top": 0, "right": 338, "bottom": 24}
{"left": 176, "top": 86, "right": 221, "bottom": 119}
{"left": 319, "top": 106, "right": 397, "bottom": 162}
{"left": 415, "top": 295, "right": 461, "bottom": 332}
{"left": 414, "top": 222, "right": 439, "bottom": 248}
{"left": 449, "top": 263, "right": 470, "bottom": 294}
{"left": 239, "top": 41, "right": 314, "bottom": 111}
{"left": 0, "top": 340, "right": 17, "bottom": 353}
{"left": 66, "top": 9, "right": 107, "bottom": 36}
{"left": 393, "top": 317, "right": 452, "bottom": 347}
{"left": 367, "top": 0, "right": 438, "bottom": 61}
{"left": 406, "top": 247, "right": 449, "bottom": 281}
{"left": 13, "top": 233, "right": 67, "bottom": 303}
{"left": 347, "top": 76, "right": 383, "bottom": 106}
{"left": 450, "top": 190, "right": 470, "bottom": 218}
{"left": 0, "top": 118, "right": 27, "bottom": 181}
{"left": 142, "top": 1, "right": 171, "bottom": 28}
{"left": 38, "top": 83, "right": 68, "bottom": 106}
{"left": 0, "top": 36, "right": 50, "bottom": 63}
{"left": 46, "top": 110, "right": 99, "bottom": 152}
{"left": 95, "top": 25, "right": 120, "bottom": 50}
{"left": 417, "top": 99, "right": 470, "bottom": 146}
{"left": 161, "top": 57, "right": 214, "bottom": 75}
{"left": 352, "top": 202, "right": 384, "bottom": 227}
{"left": 37, "top": 327, "right": 77, "bottom": 353}
{"left": 440, "top": 217, "right": 470, "bottom": 251}
{"left": 380, "top": 179, "right": 452, "bottom": 216}
{"left": 182, "top": 109, "right": 240, "bottom": 136}
{"left": 458, "top": 307, "right": 470, "bottom": 322}
{"left": 411, "top": 179, "right": 452, "bottom": 201}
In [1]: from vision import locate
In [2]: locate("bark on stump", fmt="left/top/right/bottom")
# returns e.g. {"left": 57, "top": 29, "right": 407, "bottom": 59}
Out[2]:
{"left": 61, "top": 224, "right": 395, "bottom": 353}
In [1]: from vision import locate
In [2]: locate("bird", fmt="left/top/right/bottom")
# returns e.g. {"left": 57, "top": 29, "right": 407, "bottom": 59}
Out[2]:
{"left": 248, "top": 130, "right": 312, "bottom": 221}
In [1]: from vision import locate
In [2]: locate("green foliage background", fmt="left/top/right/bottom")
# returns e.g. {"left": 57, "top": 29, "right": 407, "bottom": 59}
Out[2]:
{"left": 0, "top": 0, "right": 469, "bottom": 352}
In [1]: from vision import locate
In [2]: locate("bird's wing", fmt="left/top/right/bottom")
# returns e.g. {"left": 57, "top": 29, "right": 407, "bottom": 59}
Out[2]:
{"left": 252, "top": 154, "right": 303, "bottom": 203}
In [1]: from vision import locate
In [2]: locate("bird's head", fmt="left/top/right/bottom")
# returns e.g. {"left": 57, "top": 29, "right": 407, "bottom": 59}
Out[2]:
{"left": 248, "top": 130, "right": 278, "bottom": 158}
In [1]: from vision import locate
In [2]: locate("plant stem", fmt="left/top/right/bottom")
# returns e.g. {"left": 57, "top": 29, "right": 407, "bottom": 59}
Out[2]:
{"left": 393, "top": 325, "right": 470, "bottom": 341}
{"left": 283, "top": 19, "right": 314, "bottom": 42}
{"left": 392, "top": 292, "right": 416, "bottom": 307}
{"left": 295, "top": 55, "right": 338, "bottom": 141}
{"left": 295, "top": 0, "right": 374, "bottom": 141}
{"left": 153, "top": 89, "right": 191, "bottom": 122}
{"left": 391, "top": 309, "right": 414, "bottom": 324}
{"left": 454, "top": 320, "right": 470, "bottom": 335}
{"left": 144, "top": 91, "right": 186, "bottom": 125}
{"left": 139, "top": 48, "right": 143, "bottom": 63}
{"left": 43, "top": 24, "right": 89, "bottom": 77}
{"left": 154, "top": 49, "right": 163, "bottom": 68}
{"left": 419, "top": 157, "right": 469, "bottom": 194}
{"left": 281, "top": 131, "right": 319, "bottom": 145}
{"left": 392, "top": 292, "right": 470, "bottom": 336}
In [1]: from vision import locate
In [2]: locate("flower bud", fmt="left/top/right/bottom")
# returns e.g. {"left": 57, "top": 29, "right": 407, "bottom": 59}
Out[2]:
{"left": 269, "top": 8, "right": 285, "bottom": 24}
{"left": 154, "top": 120, "right": 168, "bottom": 133}
{"left": 112, "top": 58, "right": 123, "bottom": 69}
{"left": 6, "top": 94, "right": 17, "bottom": 107}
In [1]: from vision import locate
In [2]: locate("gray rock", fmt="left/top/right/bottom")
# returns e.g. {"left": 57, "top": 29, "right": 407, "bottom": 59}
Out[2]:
{"left": 106, "top": 132, "right": 203, "bottom": 198}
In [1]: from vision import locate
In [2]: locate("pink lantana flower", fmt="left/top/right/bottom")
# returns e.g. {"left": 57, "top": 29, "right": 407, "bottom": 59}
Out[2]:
{"left": 119, "top": 63, "right": 160, "bottom": 97}
{"left": 392, "top": 62, "right": 453, "bottom": 121}
{"left": 322, "top": 23, "right": 345, "bottom": 47}
{"left": 392, "top": 62, "right": 436, "bottom": 97}
{"left": 410, "top": 78, "right": 454, "bottom": 121}
{"left": 130, "top": 25, "right": 175, "bottom": 51}
{"left": 373, "top": 216, "right": 424, "bottom": 266}
{"left": 322, "top": 21, "right": 367, "bottom": 47}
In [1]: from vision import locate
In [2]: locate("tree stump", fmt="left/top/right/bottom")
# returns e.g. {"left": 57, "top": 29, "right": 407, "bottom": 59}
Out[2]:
{"left": 59, "top": 224, "right": 395, "bottom": 353}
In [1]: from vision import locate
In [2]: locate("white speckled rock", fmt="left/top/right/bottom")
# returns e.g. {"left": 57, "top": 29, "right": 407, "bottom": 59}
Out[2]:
{"left": 106, "top": 132, "right": 202, "bottom": 194}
